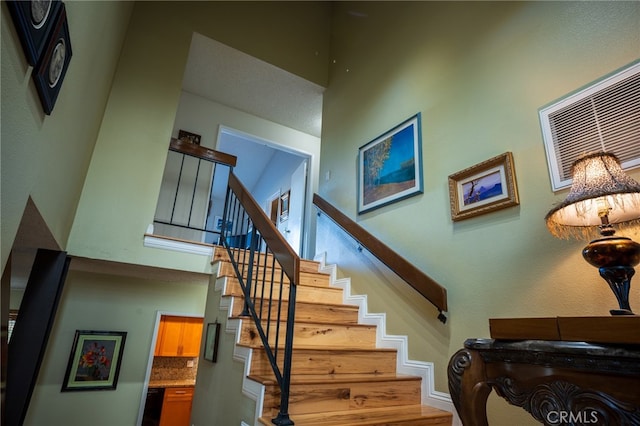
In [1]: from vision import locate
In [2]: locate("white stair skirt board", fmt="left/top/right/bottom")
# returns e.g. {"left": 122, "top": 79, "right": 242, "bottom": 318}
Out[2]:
{"left": 314, "top": 252, "right": 458, "bottom": 424}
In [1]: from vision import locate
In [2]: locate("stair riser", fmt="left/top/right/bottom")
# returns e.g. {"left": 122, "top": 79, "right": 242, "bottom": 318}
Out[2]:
{"left": 213, "top": 247, "right": 321, "bottom": 273}
{"left": 258, "top": 405, "right": 453, "bottom": 426}
{"left": 239, "top": 321, "right": 377, "bottom": 349}
{"left": 222, "top": 277, "right": 343, "bottom": 305}
{"left": 217, "top": 261, "right": 330, "bottom": 287}
{"left": 263, "top": 380, "right": 422, "bottom": 415}
{"left": 229, "top": 297, "right": 359, "bottom": 324}
{"left": 250, "top": 349, "right": 397, "bottom": 376}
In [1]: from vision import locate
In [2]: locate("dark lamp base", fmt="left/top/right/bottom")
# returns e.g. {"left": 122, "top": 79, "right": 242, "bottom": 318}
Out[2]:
{"left": 582, "top": 237, "right": 640, "bottom": 316}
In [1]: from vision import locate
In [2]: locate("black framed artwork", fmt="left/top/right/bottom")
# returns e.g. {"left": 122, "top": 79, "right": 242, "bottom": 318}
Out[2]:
{"left": 61, "top": 330, "right": 127, "bottom": 392}
{"left": 203, "top": 322, "right": 220, "bottom": 362}
{"left": 32, "top": 2, "right": 72, "bottom": 115}
{"left": 178, "top": 130, "right": 202, "bottom": 145}
{"left": 7, "top": 0, "right": 62, "bottom": 66}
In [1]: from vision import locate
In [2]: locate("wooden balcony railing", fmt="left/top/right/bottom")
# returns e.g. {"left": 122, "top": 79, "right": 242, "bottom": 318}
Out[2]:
{"left": 313, "top": 194, "right": 448, "bottom": 323}
{"left": 153, "top": 138, "right": 237, "bottom": 243}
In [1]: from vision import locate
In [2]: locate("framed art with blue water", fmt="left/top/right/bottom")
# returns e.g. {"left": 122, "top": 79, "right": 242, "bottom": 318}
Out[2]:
{"left": 357, "top": 113, "right": 423, "bottom": 214}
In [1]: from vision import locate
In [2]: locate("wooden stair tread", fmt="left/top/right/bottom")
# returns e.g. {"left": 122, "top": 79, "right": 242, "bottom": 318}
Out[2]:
{"left": 237, "top": 343, "right": 388, "bottom": 351}
{"left": 224, "top": 296, "right": 360, "bottom": 324}
{"left": 257, "top": 346, "right": 397, "bottom": 353}
{"left": 215, "top": 262, "right": 332, "bottom": 287}
{"left": 250, "top": 372, "right": 421, "bottom": 385}
{"left": 232, "top": 316, "right": 375, "bottom": 329}
{"left": 221, "top": 275, "right": 339, "bottom": 291}
{"left": 224, "top": 297, "right": 360, "bottom": 311}
{"left": 219, "top": 276, "right": 344, "bottom": 304}
{"left": 213, "top": 246, "right": 323, "bottom": 273}
{"left": 259, "top": 405, "right": 453, "bottom": 426}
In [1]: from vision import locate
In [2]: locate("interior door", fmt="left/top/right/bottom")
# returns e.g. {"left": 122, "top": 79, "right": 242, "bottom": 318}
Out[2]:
{"left": 284, "top": 160, "right": 307, "bottom": 255}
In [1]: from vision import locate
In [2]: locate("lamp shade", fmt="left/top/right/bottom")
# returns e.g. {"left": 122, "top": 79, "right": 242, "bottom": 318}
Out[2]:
{"left": 545, "top": 152, "right": 640, "bottom": 240}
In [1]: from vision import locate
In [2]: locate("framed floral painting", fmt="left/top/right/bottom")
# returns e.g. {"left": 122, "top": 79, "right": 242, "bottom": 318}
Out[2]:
{"left": 61, "top": 330, "right": 127, "bottom": 391}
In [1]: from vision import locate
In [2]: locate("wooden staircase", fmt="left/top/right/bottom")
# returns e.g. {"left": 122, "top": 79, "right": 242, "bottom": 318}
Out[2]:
{"left": 213, "top": 247, "right": 453, "bottom": 426}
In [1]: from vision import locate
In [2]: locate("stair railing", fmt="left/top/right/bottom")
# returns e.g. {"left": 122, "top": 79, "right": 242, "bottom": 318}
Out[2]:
{"left": 221, "top": 172, "right": 298, "bottom": 426}
{"left": 313, "top": 194, "right": 448, "bottom": 323}
{"left": 153, "top": 138, "right": 237, "bottom": 243}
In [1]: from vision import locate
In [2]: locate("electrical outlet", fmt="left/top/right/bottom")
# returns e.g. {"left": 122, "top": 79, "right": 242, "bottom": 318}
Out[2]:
{"left": 187, "top": 360, "right": 194, "bottom": 368}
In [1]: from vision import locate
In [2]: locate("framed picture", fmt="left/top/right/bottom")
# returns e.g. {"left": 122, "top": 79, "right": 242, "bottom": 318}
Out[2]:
{"left": 279, "top": 190, "right": 290, "bottom": 222}
{"left": 203, "top": 322, "right": 220, "bottom": 362}
{"left": 6, "top": 0, "right": 62, "bottom": 66}
{"left": 358, "top": 113, "right": 423, "bottom": 214}
{"left": 61, "top": 330, "right": 127, "bottom": 392}
{"left": 448, "top": 152, "right": 519, "bottom": 222}
{"left": 178, "top": 130, "right": 201, "bottom": 145}
{"left": 32, "top": 3, "right": 72, "bottom": 115}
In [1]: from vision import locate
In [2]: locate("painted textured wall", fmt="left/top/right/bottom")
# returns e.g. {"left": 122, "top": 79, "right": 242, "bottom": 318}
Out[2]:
{"left": 319, "top": 2, "right": 640, "bottom": 425}
{"left": 24, "top": 269, "right": 208, "bottom": 426}
{"left": 5, "top": 2, "right": 639, "bottom": 425}
{"left": 191, "top": 274, "right": 257, "bottom": 426}
{"left": 171, "top": 91, "right": 321, "bottom": 255}
{"left": 1, "top": 1, "right": 133, "bottom": 271}
{"left": 66, "top": 1, "right": 329, "bottom": 272}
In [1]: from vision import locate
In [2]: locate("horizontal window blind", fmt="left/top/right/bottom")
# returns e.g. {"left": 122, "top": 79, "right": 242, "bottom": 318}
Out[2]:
{"left": 540, "top": 62, "right": 640, "bottom": 191}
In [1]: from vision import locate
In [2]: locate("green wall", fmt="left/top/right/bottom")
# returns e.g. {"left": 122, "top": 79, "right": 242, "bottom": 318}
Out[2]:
{"left": 66, "top": 1, "right": 331, "bottom": 273}
{"left": 191, "top": 274, "right": 257, "bottom": 426}
{"left": 1, "top": 1, "right": 133, "bottom": 272}
{"left": 24, "top": 268, "right": 208, "bottom": 426}
{"left": 4, "top": 3, "right": 331, "bottom": 425}
{"left": 5, "top": 2, "right": 640, "bottom": 425}
{"left": 319, "top": 2, "right": 640, "bottom": 425}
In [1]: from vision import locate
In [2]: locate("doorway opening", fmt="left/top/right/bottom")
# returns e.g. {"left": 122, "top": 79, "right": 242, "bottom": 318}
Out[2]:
{"left": 216, "top": 127, "right": 310, "bottom": 256}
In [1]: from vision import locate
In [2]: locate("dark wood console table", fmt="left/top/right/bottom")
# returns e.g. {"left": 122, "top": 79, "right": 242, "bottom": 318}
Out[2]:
{"left": 447, "top": 317, "right": 640, "bottom": 425}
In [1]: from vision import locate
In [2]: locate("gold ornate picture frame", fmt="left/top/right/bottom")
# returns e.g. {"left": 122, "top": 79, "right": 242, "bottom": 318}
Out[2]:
{"left": 448, "top": 152, "right": 519, "bottom": 221}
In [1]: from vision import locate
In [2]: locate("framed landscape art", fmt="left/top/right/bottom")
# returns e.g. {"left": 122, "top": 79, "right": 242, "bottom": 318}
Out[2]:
{"left": 448, "top": 152, "right": 519, "bottom": 221}
{"left": 358, "top": 113, "right": 423, "bottom": 214}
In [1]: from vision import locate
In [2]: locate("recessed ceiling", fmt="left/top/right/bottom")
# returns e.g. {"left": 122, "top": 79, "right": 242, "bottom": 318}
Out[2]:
{"left": 181, "top": 33, "right": 324, "bottom": 138}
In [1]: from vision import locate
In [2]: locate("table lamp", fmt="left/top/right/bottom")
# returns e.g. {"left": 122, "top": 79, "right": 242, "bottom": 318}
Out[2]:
{"left": 545, "top": 152, "right": 640, "bottom": 315}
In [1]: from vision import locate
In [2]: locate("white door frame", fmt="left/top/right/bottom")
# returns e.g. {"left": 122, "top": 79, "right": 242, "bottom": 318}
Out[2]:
{"left": 216, "top": 126, "right": 316, "bottom": 258}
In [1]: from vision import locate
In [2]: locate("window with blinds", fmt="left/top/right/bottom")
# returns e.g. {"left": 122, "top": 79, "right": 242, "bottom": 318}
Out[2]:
{"left": 539, "top": 61, "right": 640, "bottom": 191}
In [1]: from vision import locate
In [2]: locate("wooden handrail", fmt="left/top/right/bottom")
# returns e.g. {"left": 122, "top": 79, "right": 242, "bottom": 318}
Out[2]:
{"left": 228, "top": 173, "right": 300, "bottom": 282}
{"left": 169, "top": 138, "right": 237, "bottom": 167}
{"left": 225, "top": 172, "right": 298, "bottom": 424}
{"left": 313, "top": 194, "right": 448, "bottom": 320}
